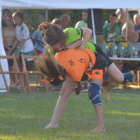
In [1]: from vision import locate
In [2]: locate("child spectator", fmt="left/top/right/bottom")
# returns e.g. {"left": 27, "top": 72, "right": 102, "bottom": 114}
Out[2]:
{"left": 12, "top": 12, "right": 34, "bottom": 86}
{"left": 31, "top": 28, "right": 45, "bottom": 55}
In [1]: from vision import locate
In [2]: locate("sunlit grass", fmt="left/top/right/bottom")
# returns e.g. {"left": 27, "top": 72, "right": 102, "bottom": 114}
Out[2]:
{"left": 0, "top": 90, "right": 140, "bottom": 140}
{"left": 116, "top": 84, "right": 140, "bottom": 89}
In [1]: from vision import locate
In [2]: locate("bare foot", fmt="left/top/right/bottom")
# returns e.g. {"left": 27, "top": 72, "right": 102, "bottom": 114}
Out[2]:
{"left": 91, "top": 126, "right": 105, "bottom": 132}
{"left": 44, "top": 123, "right": 59, "bottom": 129}
{"left": 101, "top": 87, "right": 110, "bottom": 103}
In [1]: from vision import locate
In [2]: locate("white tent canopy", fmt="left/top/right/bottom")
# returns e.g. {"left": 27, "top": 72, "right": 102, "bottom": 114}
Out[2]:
{"left": 0, "top": 0, "right": 140, "bottom": 92}
{"left": 1, "top": 0, "right": 140, "bottom": 9}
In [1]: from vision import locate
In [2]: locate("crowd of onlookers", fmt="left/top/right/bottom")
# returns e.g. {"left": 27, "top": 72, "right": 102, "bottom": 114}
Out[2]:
{"left": 1, "top": 8, "right": 140, "bottom": 86}
{"left": 102, "top": 9, "right": 140, "bottom": 47}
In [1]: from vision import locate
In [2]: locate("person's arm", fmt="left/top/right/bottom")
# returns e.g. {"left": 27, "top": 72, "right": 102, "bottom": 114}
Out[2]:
{"left": 15, "top": 39, "right": 25, "bottom": 60}
{"left": 79, "top": 28, "right": 92, "bottom": 49}
{"left": 7, "top": 39, "right": 19, "bottom": 55}
{"left": 67, "top": 40, "right": 82, "bottom": 49}
{"left": 2, "top": 29, "right": 11, "bottom": 51}
{"left": 75, "top": 21, "right": 79, "bottom": 28}
{"left": 101, "top": 25, "right": 107, "bottom": 43}
{"left": 31, "top": 30, "right": 37, "bottom": 45}
{"left": 118, "top": 9, "right": 125, "bottom": 24}
{"left": 45, "top": 76, "right": 76, "bottom": 128}
{"left": 31, "top": 38, "right": 35, "bottom": 45}
{"left": 100, "top": 35, "right": 105, "bottom": 43}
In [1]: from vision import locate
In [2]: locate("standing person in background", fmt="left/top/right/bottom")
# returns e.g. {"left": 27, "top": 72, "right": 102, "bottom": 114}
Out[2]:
{"left": 75, "top": 10, "right": 93, "bottom": 43}
{"left": 2, "top": 15, "right": 16, "bottom": 56}
{"left": 31, "top": 28, "right": 45, "bottom": 55}
{"left": 12, "top": 12, "right": 34, "bottom": 86}
{"left": 75, "top": 10, "right": 88, "bottom": 28}
{"left": 102, "top": 9, "right": 125, "bottom": 42}
{"left": 121, "top": 11, "right": 134, "bottom": 42}
{"left": 2, "top": 9, "right": 11, "bottom": 29}
{"left": 133, "top": 14, "right": 140, "bottom": 44}
{"left": 60, "top": 14, "right": 71, "bottom": 30}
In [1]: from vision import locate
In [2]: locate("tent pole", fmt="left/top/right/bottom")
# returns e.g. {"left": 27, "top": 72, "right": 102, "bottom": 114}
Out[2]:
{"left": 45, "top": 8, "right": 48, "bottom": 22}
{"left": 125, "top": 8, "right": 128, "bottom": 41}
{"left": 91, "top": 9, "right": 96, "bottom": 44}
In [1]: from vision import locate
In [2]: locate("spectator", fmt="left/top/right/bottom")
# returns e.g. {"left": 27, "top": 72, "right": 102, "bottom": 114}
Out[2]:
{"left": 31, "top": 29, "right": 45, "bottom": 55}
{"left": 2, "top": 15, "right": 16, "bottom": 55}
{"left": 129, "top": 31, "right": 140, "bottom": 56}
{"left": 60, "top": 14, "right": 71, "bottom": 29}
{"left": 75, "top": 10, "right": 93, "bottom": 43}
{"left": 51, "top": 18, "right": 60, "bottom": 27}
{"left": 12, "top": 12, "right": 34, "bottom": 86}
{"left": 122, "top": 31, "right": 140, "bottom": 76}
{"left": 121, "top": 11, "right": 134, "bottom": 41}
{"left": 2, "top": 9, "right": 11, "bottom": 29}
{"left": 133, "top": 14, "right": 140, "bottom": 44}
{"left": 75, "top": 10, "right": 88, "bottom": 28}
{"left": 129, "top": 31, "right": 139, "bottom": 47}
{"left": 103, "top": 9, "right": 125, "bottom": 42}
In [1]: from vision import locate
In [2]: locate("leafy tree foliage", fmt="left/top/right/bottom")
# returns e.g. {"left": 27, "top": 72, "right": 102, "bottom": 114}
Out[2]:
{"left": 9, "top": 9, "right": 137, "bottom": 36}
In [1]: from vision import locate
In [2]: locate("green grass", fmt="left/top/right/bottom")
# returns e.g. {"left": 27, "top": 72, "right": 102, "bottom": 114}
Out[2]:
{"left": 0, "top": 89, "right": 140, "bottom": 140}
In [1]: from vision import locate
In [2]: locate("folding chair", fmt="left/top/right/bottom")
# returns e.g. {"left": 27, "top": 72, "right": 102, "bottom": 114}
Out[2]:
{"left": 21, "top": 54, "right": 49, "bottom": 93}
{"left": 0, "top": 55, "right": 26, "bottom": 93}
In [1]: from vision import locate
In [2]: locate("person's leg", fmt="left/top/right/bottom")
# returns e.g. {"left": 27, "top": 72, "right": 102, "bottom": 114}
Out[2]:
{"left": 22, "top": 51, "right": 34, "bottom": 91}
{"left": 45, "top": 76, "right": 76, "bottom": 129}
{"left": 122, "top": 70, "right": 134, "bottom": 88}
{"left": 88, "top": 79, "right": 105, "bottom": 132}
{"left": 14, "top": 59, "right": 22, "bottom": 86}
{"left": 102, "top": 63, "right": 124, "bottom": 103}
{"left": 94, "top": 44, "right": 124, "bottom": 103}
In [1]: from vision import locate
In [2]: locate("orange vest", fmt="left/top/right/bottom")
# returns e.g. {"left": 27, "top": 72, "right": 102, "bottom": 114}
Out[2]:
{"left": 55, "top": 49, "right": 96, "bottom": 82}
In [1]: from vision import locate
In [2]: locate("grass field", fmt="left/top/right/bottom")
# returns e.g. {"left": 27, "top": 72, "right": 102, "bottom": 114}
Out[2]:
{"left": 0, "top": 89, "right": 140, "bottom": 140}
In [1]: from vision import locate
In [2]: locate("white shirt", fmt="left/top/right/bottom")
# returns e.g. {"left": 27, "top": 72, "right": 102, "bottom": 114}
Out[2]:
{"left": 16, "top": 23, "right": 34, "bottom": 52}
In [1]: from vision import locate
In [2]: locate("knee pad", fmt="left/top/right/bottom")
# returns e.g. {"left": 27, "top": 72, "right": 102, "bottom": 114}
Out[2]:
{"left": 88, "top": 82, "right": 102, "bottom": 107}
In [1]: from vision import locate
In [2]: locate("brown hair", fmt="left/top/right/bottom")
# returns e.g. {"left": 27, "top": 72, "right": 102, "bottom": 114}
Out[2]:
{"left": 35, "top": 51, "right": 66, "bottom": 86}
{"left": 38, "top": 22, "right": 66, "bottom": 47}
{"left": 2, "top": 9, "right": 10, "bottom": 15}
{"left": 12, "top": 12, "right": 24, "bottom": 24}
{"left": 51, "top": 18, "right": 60, "bottom": 25}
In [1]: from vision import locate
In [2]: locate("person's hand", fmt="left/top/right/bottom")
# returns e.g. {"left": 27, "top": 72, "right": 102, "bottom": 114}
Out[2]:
{"left": 85, "top": 62, "right": 93, "bottom": 72}
{"left": 7, "top": 50, "right": 12, "bottom": 55}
